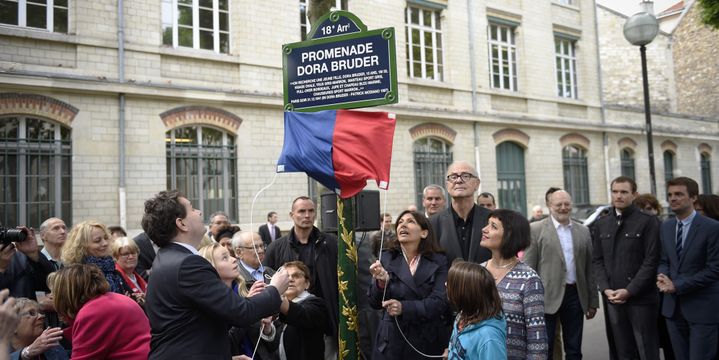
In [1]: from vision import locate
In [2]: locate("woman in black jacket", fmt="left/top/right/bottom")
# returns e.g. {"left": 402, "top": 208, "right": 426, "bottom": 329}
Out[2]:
{"left": 273, "top": 261, "right": 327, "bottom": 360}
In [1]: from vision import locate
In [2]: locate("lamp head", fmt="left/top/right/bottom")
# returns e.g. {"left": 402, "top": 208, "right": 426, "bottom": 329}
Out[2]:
{"left": 623, "top": 11, "right": 659, "bottom": 46}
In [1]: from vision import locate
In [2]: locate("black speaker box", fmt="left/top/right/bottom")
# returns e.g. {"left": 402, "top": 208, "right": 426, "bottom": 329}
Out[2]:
{"left": 320, "top": 190, "right": 381, "bottom": 233}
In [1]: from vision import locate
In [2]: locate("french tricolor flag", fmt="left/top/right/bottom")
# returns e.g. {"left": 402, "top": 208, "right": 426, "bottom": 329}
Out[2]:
{"left": 277, "top": 110, "right": 396, "bottom": 199}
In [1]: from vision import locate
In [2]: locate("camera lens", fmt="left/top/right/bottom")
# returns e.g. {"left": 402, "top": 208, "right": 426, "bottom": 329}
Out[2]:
{"left": 0, "top": 228, "right": 27, "bottom": 246}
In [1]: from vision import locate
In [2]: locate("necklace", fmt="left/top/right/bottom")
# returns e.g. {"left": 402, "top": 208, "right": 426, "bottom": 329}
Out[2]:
{"left": 491, "top": 257, "right": 517, "bottom": 269}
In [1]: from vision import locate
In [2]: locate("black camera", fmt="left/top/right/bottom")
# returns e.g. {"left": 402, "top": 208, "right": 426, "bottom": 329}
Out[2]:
{"left": 0, "top": 227, "right": 27, "bottom": 247}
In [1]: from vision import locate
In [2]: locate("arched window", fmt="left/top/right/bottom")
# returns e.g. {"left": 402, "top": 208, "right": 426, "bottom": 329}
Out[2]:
{"left": 563, "top": 145, "right": 589, "bottom": 205}
{"left": 496, "top": 141, "right": 526, "bottom": 215}
{"left": 413, "top": 137, "right": 452, "bottom": 208}
{"left": 620, "top": 148, "right": 635, "bottom": 180}
{"left": 166, "top": 125, "right": 237, "bottom": 222}
{"left": 0, "top": 117, "right": 72, "bottom": 228}
{"left": 701, "top": 152, "right": 712, "bottom": 194}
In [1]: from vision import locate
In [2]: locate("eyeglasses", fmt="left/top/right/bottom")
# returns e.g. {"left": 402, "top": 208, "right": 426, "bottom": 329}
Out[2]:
{"left": 446, "top": 173, "right": 477, "bottom": 183}
{"left": 240, "top": 245, "right": 266, "bottom": 251}
{"left": 19, "top": 309, "right": 45, "bottom": 318}
{"left": 119, "top": 252, "right": 138, "bottom": 258}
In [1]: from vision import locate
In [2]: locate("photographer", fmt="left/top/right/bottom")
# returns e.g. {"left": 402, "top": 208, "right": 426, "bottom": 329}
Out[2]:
{"left": 0, "top": 227, "right": 55, "bottom": 300}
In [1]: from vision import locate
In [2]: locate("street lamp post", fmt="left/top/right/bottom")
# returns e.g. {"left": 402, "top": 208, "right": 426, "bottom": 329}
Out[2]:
{"left": 623, "top": 2, "right": 660, "bottom": 196}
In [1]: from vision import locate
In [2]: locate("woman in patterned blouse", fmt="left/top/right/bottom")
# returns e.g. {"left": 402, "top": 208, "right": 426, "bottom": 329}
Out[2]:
{"left": 481, "top": 209, "right": 548, "bottom": 360}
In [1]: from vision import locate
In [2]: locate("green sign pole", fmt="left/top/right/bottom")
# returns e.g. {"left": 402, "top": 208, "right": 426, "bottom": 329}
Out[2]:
{"left": 337, "top": 197, "right": 359, "bottom": 360}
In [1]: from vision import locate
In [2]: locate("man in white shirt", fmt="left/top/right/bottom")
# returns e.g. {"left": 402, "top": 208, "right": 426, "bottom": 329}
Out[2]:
{"left": 524, "top": 189, "right": 598, "bottom": 360}
{"left": 39, "top": 217, "right": 66, "bottom": 271}
{"left": 258, "top": 212, "right": 281, "bottom": 246}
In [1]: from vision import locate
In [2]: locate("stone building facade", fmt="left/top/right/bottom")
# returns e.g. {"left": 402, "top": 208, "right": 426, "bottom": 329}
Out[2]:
{"left": 0, "top": 0, "right": 716, "bottom": 232}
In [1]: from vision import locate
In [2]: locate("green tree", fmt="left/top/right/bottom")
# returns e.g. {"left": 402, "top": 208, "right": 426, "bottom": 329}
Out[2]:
{"left": 698, "top": 0, "right": 719, "bottom": 29}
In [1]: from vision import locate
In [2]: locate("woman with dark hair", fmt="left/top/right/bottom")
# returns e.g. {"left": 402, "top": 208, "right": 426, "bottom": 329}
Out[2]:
{"left": 368, "top": 210, "right": 450, "bottom": 360}
{"left": 695, "top": 194, "right": 719, "bottom": 221}
{"left": 446, "top": 260, "right": 506, "bottom": 359}
{"left": 634, "top": 193, "right": 663, "bottom": 217}
{"left": 481, "top": 209, "right": 547, "bottom": 360}
{"left": 50, "top": 264, "right": 149, "bottom": 359}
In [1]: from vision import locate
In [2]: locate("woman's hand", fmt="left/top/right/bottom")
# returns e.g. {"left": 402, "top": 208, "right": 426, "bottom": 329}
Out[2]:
{"left": 370, "top": 260, "right": 389, "bottom": 283}
{"left": 0, "top": 289, "right": 18, "bottom": 339}
{"left": 25, "top": 327, "right": 63, "bottom": 357}
{"left": 381, "top": 299, "right": 402, "bottom": 317}
{"left": 130, "top": 292, "right": 146, "bottom": 306}
{"left": 261, "top": 316, "right": 273, "bottom": 335}
{"left": 247, "top": 281, "right": 266, "bottom": 297}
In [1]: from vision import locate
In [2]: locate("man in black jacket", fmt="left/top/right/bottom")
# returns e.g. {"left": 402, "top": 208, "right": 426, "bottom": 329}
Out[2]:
{"left": 143, "top": 190, "right": 289, "bottom": 360}
{"left": 592, "top": 176, "right": 660, "bottom": 359}
{"left": 264, "top": 196, "right": 339, "bottom": 360}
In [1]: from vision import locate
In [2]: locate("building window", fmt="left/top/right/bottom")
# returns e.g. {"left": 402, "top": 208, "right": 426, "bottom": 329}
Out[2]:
{"left": 488, "top": 22, "right": 518, "bottom": 91}
{"left": 663, "top": 150, "right": 675, "bottom": 183}
{"left": 620, "top": 148, "right": 635, "bottom": 180}
{"left": 166, "top": 125, "right": 237, "bottom": 222}
{"left": 0, "top": 117, "right": 72, "bottom": 228}
{"left": 555, "top": 37, "right": 578, "bottom": 99}
{"left": 701, "top": 152, "right": 712, "bottom": 194}
{"left": 162, "top": 0, "right": 230, "bottom": 54}
{"left": 557, "top": 0, "right": 573, "bottom": 5}
{"left": 0, "top": 0, "right": 68, "bottom": 32}
{"left": 563, "top": 145, "right": 589, "bottom": 205}
{"left": 496, "top": 142, "right": 527, "bottom": 216}
{"left": 413, "top": 137, "right": 452, "bottom": 208}
{"left": 405, "top": 6, "right": 444, "bottom": 81}
{"left": 299, "top": 0, "right": 347, "bottom": 40}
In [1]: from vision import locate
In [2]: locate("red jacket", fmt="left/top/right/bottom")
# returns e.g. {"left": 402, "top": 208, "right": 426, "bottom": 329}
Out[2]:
{"left": 66, "top": 292, "right": 150, "bottom": 359}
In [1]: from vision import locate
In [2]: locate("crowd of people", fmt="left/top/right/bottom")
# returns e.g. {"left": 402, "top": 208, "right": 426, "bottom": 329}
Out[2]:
{"left": 1, "top": 160, "right": 719, "bottom": 360}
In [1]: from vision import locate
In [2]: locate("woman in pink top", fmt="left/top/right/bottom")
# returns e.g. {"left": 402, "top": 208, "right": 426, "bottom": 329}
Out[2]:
{"left": 49, "top": 264, "right": 150, "bottom": 360}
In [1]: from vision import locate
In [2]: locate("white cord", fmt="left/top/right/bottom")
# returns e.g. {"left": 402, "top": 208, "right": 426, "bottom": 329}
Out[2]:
{"left": 248, "top": 171, "right": 278, "bottom": 360}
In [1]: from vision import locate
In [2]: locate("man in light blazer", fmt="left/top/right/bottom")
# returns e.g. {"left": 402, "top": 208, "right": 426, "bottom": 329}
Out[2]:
{"left": 525, "top": 189, "right": 598, "bottom": 360}
{"left": 429, "top": 161, "right": 491, "bottom": 265}
{"left": 657, "top": 177, "right": 719, "bottom": 360}
{"left": 142, "top": 190, "right": 290, "bottom": 360}
{"left": 258, "top": 211, "right": 281, "bottom": 246}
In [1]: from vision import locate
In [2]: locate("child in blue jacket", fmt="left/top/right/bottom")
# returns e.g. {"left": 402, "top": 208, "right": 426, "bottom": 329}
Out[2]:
{"left": 446, "top": 261, "right": 507, "bottom": 359}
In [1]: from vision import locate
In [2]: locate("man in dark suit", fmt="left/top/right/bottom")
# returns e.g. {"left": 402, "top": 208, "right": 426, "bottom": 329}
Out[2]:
{"left": 657, "top": 177, "right": 719, "bottom": 360}
{"left": 592, "top": 176, "right": 660, "bottom": 359}
{"left": 525, "top": 189, "right": 598, "bottom": 359}
{"left": 258, "top": 211, "right": 281, "bottom": 246}
{"left": 133, "top": 232, "right": 156, "bottom": 280}
{"left": 429, "top": 161, "right": 491, "bottom": 264}
{"left": 142, "top": 190, "right": 290, "bottom": 360}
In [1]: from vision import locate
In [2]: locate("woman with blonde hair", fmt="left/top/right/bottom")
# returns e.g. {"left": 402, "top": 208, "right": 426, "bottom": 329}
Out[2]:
{"left": 111, "top": 237, "right": 147, "bottom": 306}
{"left": 50, "top": 264, "right": 149, "bottom": 359}
{"left": 62, "top": 220, "right": 127, "bottom": 294}
{"left": 199, "top": 243, "right": 274, "bottom": 359}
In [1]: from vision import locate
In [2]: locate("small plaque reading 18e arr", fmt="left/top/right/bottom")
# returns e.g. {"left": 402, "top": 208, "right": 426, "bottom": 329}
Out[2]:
{"left": 283, "top": 11, "right": 398, "bottom": 112}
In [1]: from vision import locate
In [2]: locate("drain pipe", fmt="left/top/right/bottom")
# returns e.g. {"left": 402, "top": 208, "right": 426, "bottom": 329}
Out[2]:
{"left": 593, "top": 0, "right": 611, "bottom": 202}
{"left": 467, "top": 0, "right": 482, "bottom": 189}
{"left": 118, "top": 0, "right": 127, "bottom": 229}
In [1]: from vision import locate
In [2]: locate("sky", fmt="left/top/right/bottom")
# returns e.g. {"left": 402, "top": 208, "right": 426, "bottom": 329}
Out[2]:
{"left": 595, "top": 0, "right": 682, "bottom": 16}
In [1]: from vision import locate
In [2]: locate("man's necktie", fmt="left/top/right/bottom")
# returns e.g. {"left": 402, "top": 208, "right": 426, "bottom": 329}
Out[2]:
{"left": 676, "top": 221, "right": 684, "bottom": 258}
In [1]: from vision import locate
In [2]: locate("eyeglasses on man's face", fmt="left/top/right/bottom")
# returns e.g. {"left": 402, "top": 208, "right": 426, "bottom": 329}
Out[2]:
{"left": 446, "top": 173, "right": 477, "bottom": 183}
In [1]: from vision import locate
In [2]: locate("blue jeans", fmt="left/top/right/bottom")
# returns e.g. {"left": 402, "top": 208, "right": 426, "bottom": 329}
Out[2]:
{"left": 545, "top": 284, "right": 584, "bottom": 360}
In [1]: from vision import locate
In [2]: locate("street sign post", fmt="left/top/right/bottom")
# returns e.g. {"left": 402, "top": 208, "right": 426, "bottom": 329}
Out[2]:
{"left": 283, "top": 11, "right": 398, "bottom": 112}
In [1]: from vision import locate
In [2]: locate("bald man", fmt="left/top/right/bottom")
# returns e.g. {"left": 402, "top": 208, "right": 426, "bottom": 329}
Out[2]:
{"left": 232, "top": 231, "right": 275, "bottom": 291}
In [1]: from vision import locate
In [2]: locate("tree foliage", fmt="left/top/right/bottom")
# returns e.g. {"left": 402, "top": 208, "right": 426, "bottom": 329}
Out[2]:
{"left": 308, "top": 0, "right": 334, "bottom": 26}
{"left": 698, "top": 0, "right": 719, "bottom": 29}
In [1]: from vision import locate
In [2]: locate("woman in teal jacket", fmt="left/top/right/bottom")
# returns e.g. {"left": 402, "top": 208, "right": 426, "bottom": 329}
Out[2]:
{"left": 446, "top": 261, "right": 507, "bottom": 359}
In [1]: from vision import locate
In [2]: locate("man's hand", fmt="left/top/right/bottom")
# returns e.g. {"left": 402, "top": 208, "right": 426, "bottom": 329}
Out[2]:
{"left": 0, "top": 244, "right": 16, "bottom": 273}
{"left": 585, "top": 307, "right": 597, "bottom": 320}
{"left": 269, "top": 267, "right": 290, "bottom": 294}
{"left": 605, "top": 289, "right": 628, "bottom": 304}
{"left": 657, "top": 273, "right": 676, "bottom": 293}
{"left": 14, "top": 227, "right": 39, "bottom": 262}
{"left": 0, "top": 289, "right": 19, "bottom": 340}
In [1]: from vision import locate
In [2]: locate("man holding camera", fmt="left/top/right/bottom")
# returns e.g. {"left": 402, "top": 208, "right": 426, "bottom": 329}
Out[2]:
{"left": 0, "top": 227, "right": 55, "bottom": 300}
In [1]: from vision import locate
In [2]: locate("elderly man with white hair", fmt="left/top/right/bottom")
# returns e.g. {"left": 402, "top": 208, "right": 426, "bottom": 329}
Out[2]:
{"left": 232, "top": 231, "right": 276, "bottom": 292}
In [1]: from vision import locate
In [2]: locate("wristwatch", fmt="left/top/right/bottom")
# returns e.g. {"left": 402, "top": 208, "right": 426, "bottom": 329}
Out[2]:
{"left": 21, "top": 347, "right": 31, "bottom": 359}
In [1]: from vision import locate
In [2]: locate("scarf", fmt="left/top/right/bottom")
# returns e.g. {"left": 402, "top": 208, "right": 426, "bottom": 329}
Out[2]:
{"left": 84, "top": 256, "right": 124, "bottom": 294}
{"left": 114, "top": 263, "right": 147, "bottom": 293}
